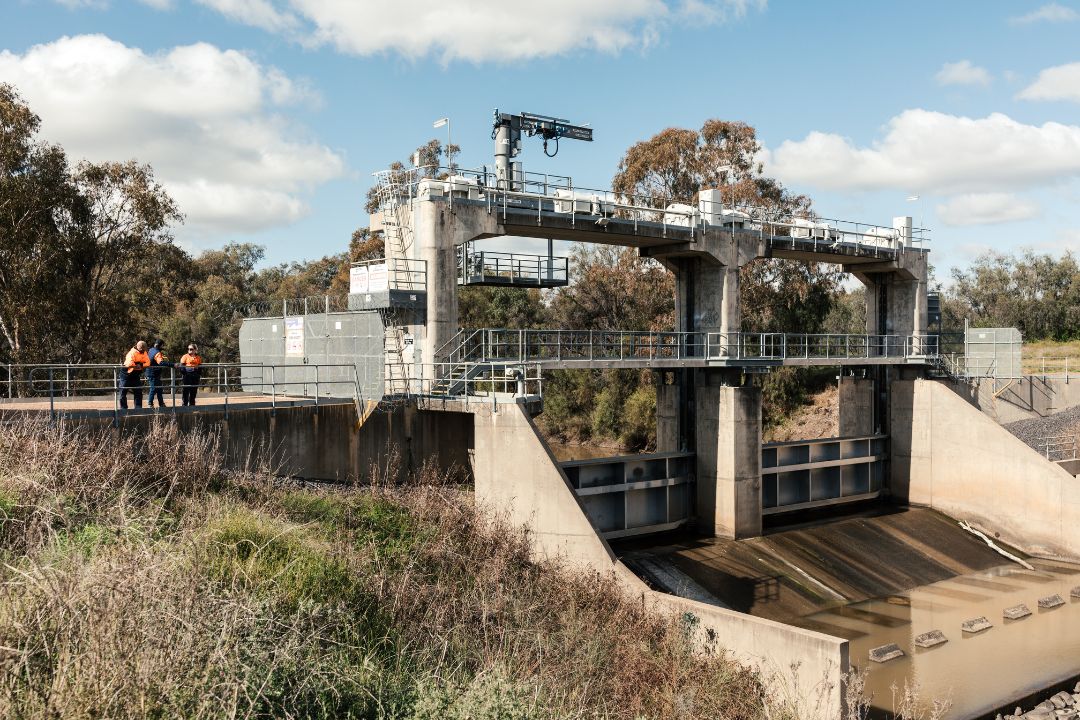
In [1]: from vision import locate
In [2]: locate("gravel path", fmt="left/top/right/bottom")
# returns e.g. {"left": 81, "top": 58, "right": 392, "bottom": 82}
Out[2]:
{"left": 1002, "top": 405, "right": 1080, "bottom": 455}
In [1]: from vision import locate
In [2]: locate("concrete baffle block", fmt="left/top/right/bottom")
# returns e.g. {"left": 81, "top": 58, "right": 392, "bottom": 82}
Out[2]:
{"left": 913, "top": 630, "right": 948, "bottom": 648}
{"left": 1039, "top": 594, "right": 1065, "bottom": 609}
{"left": 869, "top": 643, "right": 904, "bottom": 663}
{"left": 961, "top": 616, "right": 993, "bottom": 633}
{"left": 1003, "top": 603, "right": 1032, "bottom": 620}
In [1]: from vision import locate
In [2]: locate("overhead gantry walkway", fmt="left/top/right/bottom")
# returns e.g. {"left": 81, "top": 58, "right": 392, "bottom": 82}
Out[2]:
{"left": 434, "top": 328, "right": 939, "bottom": 371}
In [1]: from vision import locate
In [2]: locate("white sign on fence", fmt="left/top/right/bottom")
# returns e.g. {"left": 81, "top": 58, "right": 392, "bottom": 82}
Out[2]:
{"left": 349, "top": 265, "right": 369, "bottom": 294}
{"left": 285, "top": 316, "right": 305, "bottom": 357}
{"left": 368, "top": 263, "right": 389, "bottom": 292}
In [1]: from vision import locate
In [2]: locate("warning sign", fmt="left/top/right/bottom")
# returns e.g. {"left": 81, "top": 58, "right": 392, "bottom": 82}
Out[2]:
{"left": 285, "top": 317, "right": 304, "bottom": 357}
{"left": 349, "top": 265, "right": 369, "bottom": 294}
{"left": 368, "top": 263, "right": 389, "bottom": 292}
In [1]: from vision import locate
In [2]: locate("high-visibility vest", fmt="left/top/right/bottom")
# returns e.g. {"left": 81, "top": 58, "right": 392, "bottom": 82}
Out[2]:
{"left": 124, "top": 347, "right": 150, "bottom": 373}
{"left": 180, "top": 353, "right": 202, "bottom": 369}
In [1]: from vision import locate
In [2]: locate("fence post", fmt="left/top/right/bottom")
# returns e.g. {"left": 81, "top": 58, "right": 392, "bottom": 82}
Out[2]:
{"left": 223, "top": 367, "right": 229, "bottom": 420}
{"left": 48, "top": 367, "right": 55, "bottom": 423}
{"left": 171, "top": 366, "right": 177, "bottom": 409}
{"left": 271, "top": 365, "right": 276, "bottom": 416}
{"left": 113, "top": 368, "right": 120, "bottom": 427}
{"left": 314, "top": 364, "right": 320, "bottom": 413}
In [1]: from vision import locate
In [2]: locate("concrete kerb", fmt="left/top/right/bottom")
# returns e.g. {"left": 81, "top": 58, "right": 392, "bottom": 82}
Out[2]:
{"left": 471, "top": 401, "right": 848, "bottom": 719}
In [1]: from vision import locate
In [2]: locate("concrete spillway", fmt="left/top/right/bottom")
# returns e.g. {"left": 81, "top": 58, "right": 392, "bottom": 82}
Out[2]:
{"left": 619, "top": 507, "right": 1080, "bottom": 718}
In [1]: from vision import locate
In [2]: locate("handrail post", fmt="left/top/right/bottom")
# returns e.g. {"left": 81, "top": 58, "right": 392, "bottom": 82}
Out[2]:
{"left": 48, "top": 367, "right": 55, "bottom": 423}
{"left": 270, "top": 365, "right": 277, "bottom": 416}
{"left": 223, "top": 366, "right": 229, "bottom": 419}
{"left": 314, "top": 364, "right": 320, "bottom": 413}
{"left": 113, "top": 367, "right": 120, "bottom": 427}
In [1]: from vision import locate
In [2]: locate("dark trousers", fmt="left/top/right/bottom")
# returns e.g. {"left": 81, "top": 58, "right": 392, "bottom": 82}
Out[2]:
{"left": 182, "top": 373, "right": 200, "bottom": 406}
{"left": 120, "top": 372, "right": 143, "bottom": 409}
{"left": 147, "top": 372, "right": 165, "bottom": 407}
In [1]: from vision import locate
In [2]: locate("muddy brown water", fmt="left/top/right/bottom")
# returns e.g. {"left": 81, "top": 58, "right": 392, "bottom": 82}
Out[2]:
{"left": 617, "top": 507, "right": 1080, "bottom": 719}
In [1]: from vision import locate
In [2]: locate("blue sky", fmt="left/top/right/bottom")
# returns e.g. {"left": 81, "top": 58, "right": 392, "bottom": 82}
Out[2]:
{"left": 3, "top": 0, "right": 1080, "bottom": 283}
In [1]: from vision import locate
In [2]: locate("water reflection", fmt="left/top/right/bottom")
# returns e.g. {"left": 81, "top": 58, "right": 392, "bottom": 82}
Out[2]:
{"left": 794, "top": 560, "right": 1080, "bottom": 718}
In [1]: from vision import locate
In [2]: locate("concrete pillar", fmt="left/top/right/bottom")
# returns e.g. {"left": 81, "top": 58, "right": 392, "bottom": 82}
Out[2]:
{"left": 656, "top": 376, "right": 680, "bottom": 452}
{"left": 412, "top": 200, "right": 457, "bottom": 366}
{"left": 839, "top": 376, "right": 875, "bottom": 436}
{"left": 694, "top": 373, "right": 762, "bottom": 538}
{"left": 720, "top": 267, "right": 740, "bottom": 340}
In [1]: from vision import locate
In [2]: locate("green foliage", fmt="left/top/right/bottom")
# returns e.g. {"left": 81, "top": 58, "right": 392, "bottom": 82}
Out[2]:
{"left": 459, "top": 286, "right": 547, "bottom": 329}
{"left": 948, "top": 250, "right": 1080, "bottom": 340}
{"left": 204, "top": 509, "right": 369, "bottom": 611}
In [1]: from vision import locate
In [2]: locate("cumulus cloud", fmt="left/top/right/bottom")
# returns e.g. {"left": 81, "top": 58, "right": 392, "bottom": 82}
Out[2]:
{"left": 1018, "top": 62, "right": 1080, "bottom": 102}
{"left": 765, "top": 109, "right": 1080, "bottom": 195}
{"left": 935, "top": 60, "right": 992, "bottom": 87}
{"left": 1010, "top": 2, "right": 1078, "bottom": 24}
{"left": 0, "top": 34, "right": 343, "bottom": 236}
{"left": 936, "top": 193, "right": 1041, "bottom": 226}
{"left": 189, "top": 0, "right": 765, "bottom": 62}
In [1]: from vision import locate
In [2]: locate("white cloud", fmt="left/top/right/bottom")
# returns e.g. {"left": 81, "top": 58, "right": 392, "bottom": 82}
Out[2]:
{"left": 935, "top": 60, "right": 992, "bottom": 87}
{"left": 195, "top": 0, "right": 299, "bottom": 32}
{"left": 765, "top": 109, "right": 1080, "bottom": 195}
{"left": 1010, "top": 2, "right": 1078, "bottom": 24}
{"left": 0, "top": 34, "right": 343, "bottom": 236}
{"left": 1018, "top": 62, "right": 1080, "bottom": 102}
{"left": 936, "top": 193, "right": 1041, "bottom": 226}
{"left": 189, "top": 0, "right": 765, "bottom": 62}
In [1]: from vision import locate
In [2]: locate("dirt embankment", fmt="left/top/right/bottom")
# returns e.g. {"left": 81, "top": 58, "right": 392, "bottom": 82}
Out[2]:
{"left": 764, "top": 385, "right": 839, "bottom": 443}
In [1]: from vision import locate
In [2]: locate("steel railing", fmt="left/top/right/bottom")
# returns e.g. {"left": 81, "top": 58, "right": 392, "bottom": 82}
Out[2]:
{"left": 1037, "top": 435, "right": 1079, "bottom": 461}
{"left": 410, "top": 362, "right": 543, "bottom": 410}
{"left": 380, "top": 164, "right": 930, "bottom": 251}
{"left": 457, "top": 244, "right": 569, "bottom": 286}
{"left": 0, "top": 362, "right": 369, "bottom": 426}
{"left": 434, "top": 329, "right": 939, "bottom": 365}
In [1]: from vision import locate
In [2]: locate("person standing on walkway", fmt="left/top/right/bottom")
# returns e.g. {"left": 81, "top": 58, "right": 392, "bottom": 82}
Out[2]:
{"left": 146, "top": 339, "right": 172, "bottom": 408}
{"left": 179, "top": 343, "right": 203, "bottom": 407}
{"left": 120, "top": 340, "right": 149, "bottom": 410}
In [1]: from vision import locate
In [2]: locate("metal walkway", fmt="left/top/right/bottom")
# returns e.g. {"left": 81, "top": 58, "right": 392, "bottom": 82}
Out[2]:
{"left": 436, "top": 328, "right": 938, "bottom": 370}
{"left": 404, "top": 165, "right": 929, "bottom": 263}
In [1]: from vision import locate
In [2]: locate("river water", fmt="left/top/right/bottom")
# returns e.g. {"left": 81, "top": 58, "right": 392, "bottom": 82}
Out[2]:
{"left": 794, "top": 559, "right": 1080, "bottom": 718}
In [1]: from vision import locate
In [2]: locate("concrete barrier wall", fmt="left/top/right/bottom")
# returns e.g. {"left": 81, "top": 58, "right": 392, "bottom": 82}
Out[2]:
{"left": 473, "top": 402, "right": 848, "bottom": 719}
{"left": 75, "top": 403, "right": 474, "bottom": 482}
{"left": 891, "top": 379, "right": 1080, "bottom": 559}
{"left": 948, "top": 376, "right": 1080, "bottom": 424}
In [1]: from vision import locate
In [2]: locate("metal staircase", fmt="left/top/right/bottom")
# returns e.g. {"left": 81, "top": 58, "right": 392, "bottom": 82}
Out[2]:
{"left": 371, "top": 168, "right": 422, "bottom": 398}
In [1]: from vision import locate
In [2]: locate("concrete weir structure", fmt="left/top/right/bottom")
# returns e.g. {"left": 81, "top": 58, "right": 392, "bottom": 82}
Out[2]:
{"left": 222, "top": 167, "right": 1080, "bottom": 716}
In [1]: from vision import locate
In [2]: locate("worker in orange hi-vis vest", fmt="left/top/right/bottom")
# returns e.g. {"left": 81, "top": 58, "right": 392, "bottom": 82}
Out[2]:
{"left": 120, "top": 340, "right": 150, "bottom": 410}
{"left": 179, "top": 343, "right": 203, "bottom": 407}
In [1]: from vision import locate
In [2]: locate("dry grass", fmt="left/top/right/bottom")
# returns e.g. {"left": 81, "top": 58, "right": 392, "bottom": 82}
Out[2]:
{"left": 0, "top": 417, "right": 778, "bottom": 720}
{"left": 1022, "top": 339, "right": 1080, "bottom": 373}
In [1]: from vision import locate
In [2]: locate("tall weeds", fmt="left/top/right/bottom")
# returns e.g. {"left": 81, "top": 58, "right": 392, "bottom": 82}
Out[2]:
{"left": 0, "top": 417, "right": 771, "bottom": 719}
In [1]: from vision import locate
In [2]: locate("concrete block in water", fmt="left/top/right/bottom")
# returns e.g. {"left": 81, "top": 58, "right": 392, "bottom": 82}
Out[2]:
{"left": 1003, "top": 603, "right": 1032, "bottom": 620}
{"left": 961, "top": 616, "right": 993, "bottom": 633}
{"left": 1071, "top": 586, "right": 1080, "bottom": 599}
{"left": 1039, "top": 594, "right": 1065, "bottom": 609}
{"left": 868, "top": 643, "right": 905, "bottom": 663}
{"left": 914, "top": 630, "right": 947, "bottom": 648}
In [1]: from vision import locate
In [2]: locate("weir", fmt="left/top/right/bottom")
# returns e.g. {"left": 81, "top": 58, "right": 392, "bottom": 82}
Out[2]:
{"left": 8, "top": 118, "right": 1080, "bottom": 719}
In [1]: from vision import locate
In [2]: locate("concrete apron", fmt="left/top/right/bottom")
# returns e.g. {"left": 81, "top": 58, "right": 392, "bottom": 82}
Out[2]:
{"left": 471, "top": 401, "right": 848, "bottom": 720}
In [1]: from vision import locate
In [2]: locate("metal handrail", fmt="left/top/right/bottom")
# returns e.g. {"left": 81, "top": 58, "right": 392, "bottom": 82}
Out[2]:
{"left": 0, "top": 362, "right": 369, "bottom": 426}
{"left": 435, "top": 328, "right": 940, "bottom": 364}
{"left": 385, "top": 164, "right": 931, "bottom": 249}
{"left": 1037, "top": 435, "right": 1079, "bottom": 461}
